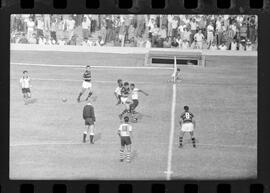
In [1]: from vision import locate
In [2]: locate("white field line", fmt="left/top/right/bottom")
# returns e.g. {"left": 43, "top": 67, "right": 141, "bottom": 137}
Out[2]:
{"left": 11, "top": 62, "right": 174, "bottom": 70}
{"left": 10, "top": 142, "right": 257, "bottom": 149}
{"left": 166, "top": 56, "right": 178, "bottom": 180}
{"left": 11, "top": 77, "right": 156, "bottom": 85}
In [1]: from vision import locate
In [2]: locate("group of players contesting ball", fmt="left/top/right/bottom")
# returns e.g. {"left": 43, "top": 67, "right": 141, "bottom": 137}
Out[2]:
{"left": 19, "top": 65, "right": 196, "bottom": 163}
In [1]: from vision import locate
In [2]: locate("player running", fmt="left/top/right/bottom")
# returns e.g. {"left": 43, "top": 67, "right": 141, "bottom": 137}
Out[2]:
{"left": 179, "top": 105, "right": 196, "bottom": 148}
{"left": 82, "top": 100, "right": 96, "bottom": 144}
{"left": 77, "top": 65, "right": 94, "bottom": 102}
{"left": 118, "top": 82, "right": 133, "bottom": 119}
{"left": 114, "top": 79, "right": 123, "bottom": 105}
{"left": 118, "top": 116, "right": 133, "bottom": 162}
{"left": 129, "top": 83, "right": 149, "bottom": 114}
{"left": 170, "top": 67, "right": 181, "bottom": 83}
{"left": 19, "top": 70, "right": 32, "bottom": 105}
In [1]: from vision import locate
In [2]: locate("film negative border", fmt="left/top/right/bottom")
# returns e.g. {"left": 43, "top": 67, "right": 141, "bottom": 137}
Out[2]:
{"left": 1, "top": 0, "right": 270, "bottom": 193}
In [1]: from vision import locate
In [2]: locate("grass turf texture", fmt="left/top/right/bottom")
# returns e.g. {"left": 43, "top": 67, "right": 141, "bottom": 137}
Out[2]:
{"left": 10, "top": 50, "right": 257, "bottom": 180}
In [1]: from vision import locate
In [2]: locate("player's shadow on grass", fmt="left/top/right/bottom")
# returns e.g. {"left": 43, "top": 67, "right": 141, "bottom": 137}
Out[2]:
{"left": 26, "top": 98, "right": 37, "bottom": 105}
{"left": 94, "top": 132, "right": 102, "bottom": 142}
{"left": 130, "top": 150, "right": 138, "bottom": 161}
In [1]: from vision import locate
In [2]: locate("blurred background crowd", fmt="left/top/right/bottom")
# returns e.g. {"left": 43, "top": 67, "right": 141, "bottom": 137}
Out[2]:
{"left": 10, "top": 14, "right": 257, "bottom": 51}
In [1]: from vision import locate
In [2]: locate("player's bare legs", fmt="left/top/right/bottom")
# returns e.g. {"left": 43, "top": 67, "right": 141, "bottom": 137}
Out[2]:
{"left": 89, "top": 124, "right": 95, "bottom": 144}
{"left": 120, "top": 145, "right": 125, "bottom": 162}
{"left": 83, "top": 125, "right": 90, "bottom": 143}
{"left": 77, "top": 88, "right": 87, "bottom": 102}
{"left": 126, "top": 144, "right": 131, "bottom": 162}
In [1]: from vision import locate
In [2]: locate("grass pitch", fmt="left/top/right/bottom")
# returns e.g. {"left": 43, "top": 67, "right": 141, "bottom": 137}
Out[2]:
{"left": 10, "top": 50, "right": 257, "bottom": 180}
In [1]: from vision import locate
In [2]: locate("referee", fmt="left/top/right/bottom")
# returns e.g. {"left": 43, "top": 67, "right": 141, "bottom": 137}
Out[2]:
{"left": 83, "top": 100, "right": 96, "bottom": 144}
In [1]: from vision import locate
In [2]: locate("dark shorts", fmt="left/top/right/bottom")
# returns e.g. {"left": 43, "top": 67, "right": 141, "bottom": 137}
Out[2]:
{"left": 85, "top": 118, "right": 94, "bottom": 126}
{"left": 22, "top": 88, "right": 30, "bottom": 94}
{"left": 120, "top": 136, "right": 131, "bottom": 146}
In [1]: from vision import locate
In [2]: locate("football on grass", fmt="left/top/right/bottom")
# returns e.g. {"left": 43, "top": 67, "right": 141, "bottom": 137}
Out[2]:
{"left": 62, "top": 98, "right": 67, "bottom": 102}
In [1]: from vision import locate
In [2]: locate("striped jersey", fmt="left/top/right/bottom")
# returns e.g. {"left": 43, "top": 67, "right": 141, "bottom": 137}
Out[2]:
{"left": 83, "top": 70, "right": 91, "bottom": 82}
{"left": 121, "top": 87, "right": 130, "bottom": 97}
{"left": 20, "top": 77, "right": 30, "bottom": 88}
{"left": 118, "top": 123, "right": 132, "bottom": 137}
{"left": 180, "top": 111, "right": 194, "bottom": 123}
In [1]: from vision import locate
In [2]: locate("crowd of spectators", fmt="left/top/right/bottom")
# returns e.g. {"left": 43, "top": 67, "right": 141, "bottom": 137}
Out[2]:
{"left": 11, "top": 14, "right": 257, "bottom": 51}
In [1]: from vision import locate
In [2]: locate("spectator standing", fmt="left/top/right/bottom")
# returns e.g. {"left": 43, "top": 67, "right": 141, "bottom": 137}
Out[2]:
{"left": 171, "top": 16, "right": 179, "bottom": 38}
{"left": 206, "top": 22, "right": 214, "bottom": 48}
{"left": 26, "top": 18, "right": 35, "bottom": 40}
{"left": 151, "top": 24, "right": 160, "bottom": 47}
{"left": 44, "top": 14, "right": 51, "bottom": 31}
{"left": 82, "top": 16, "right": 91, "bottom": 40}
{"left": 194, "top": 29, "right": 205, "bottom": 49}
{"left": 50, "top": 18, "right": 57, "bottom": 42}
{"left": 128, "top": 24, "right": 136, "bottom": 42}
{"left": 119, "top": 23, "right": 126, "bottom": 47}
{"left": 65, "top": 16, "right": 76, "bottom": 42}
{"left": 159, "top": 25, "right": 167, "bottom": 46}
{"left": 36, "top": 17, "right": 44, "bottom": 41}
{"left": 190, "top": 18, "right": 197, "bottom": 42}
{"left": 56, "top": 17, "right": 65, "bottom": 44}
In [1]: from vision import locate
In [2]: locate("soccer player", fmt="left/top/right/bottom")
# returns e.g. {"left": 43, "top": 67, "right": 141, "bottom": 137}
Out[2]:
{"left": 118, "top": 82, "right": 133, "bottom": 119}
{"left": 179, "top": 105, "right": 196, "bottom": 148}
{"left": 170, "top": 67, "right": 181, "bottom": 83}
{"left": 77, "top": 65, "right": 93, "bottom": 102}
{"left": 129, "top": 83, "right": 149, "bottom": 114}
{"left": 82, "top": 100, "right": 96, "bottom": 144}
{"left": 114, "top": 79, "right": 123, "bottom": 105}
{"left": 19, "top": 70, "right": 31, "bottom": 105}
{"left": 118, "top": 116, "right": 133, "bottom": 162}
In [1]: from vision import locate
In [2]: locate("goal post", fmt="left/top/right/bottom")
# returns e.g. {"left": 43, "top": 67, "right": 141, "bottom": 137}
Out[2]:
{"left": 144, "top": 48, "right": 206, "bottom": 67}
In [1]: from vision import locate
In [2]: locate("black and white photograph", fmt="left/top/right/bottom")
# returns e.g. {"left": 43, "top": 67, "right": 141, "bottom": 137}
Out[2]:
{"left": 10, "top": 14, "right": 257, "bottom": 180}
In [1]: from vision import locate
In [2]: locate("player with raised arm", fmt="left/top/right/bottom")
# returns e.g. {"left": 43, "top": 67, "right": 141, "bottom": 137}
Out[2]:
{"left": 129, "top": 83, "right": 149, "bottom": 114}
{"left": 77, "top": 65, "right": 94, "bottom": 102}
{"left": 82, "top": 100, "right": 96, "bottom": 144}
{"left": 179, "top": 105, "right": 196, "bottom": 148}
{"left": 19, "top": 70, "right": 32, "bottom": 105}
{"left": 114, "top": 79, "right": 123, "bottom": 105}
{"left": 118, "top": 116, "right": 133, "bottom": 162}
{"left": 118, "top": 82, "right": 133, "bottom": 120}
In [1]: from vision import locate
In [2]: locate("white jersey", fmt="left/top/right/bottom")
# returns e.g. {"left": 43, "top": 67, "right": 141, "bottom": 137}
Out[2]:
{"left": 118, "top": 123, "right": 132, "bottom": 137}
{"left": 20, "top": 77, "right": 31, "bottom": 88}
{"left": 131, "top": 88, "right": 139, "bottom": 100}
{"left": 115, "top": 86, "right": 122, "bottom": 96}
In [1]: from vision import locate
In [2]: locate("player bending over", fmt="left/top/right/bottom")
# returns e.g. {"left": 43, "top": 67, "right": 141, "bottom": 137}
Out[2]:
{"left": 118, "top": 116, "right": 133, "bottom": 162}
{"left": 20, "top": 70, "right": 32, "bottom": 105}
{"left": 119, "top": 82, "right": 133, "bottom": 119}
{"left": 114, "top": 79, "right": 123, "bottom": 105}
{"left": 179, "top": 105, "right": 196, "bottom": 148}
{"left": 129, "top": 83, "right": 149, "bottom": 114}
{"left": 77, "top": 65, "right": 94, "bottom": 102}
{"left": 82, "top": 100, "right": 96, "bottom": 144}
{"left": 170, "top": 67, "right": 181, "bottom": 83}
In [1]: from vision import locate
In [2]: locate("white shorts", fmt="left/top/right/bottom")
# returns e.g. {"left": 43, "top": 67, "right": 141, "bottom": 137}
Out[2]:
{"left": 82, "top": 81, "right": 92, "bottom": 89}
{"left": 121, "top": 97, "right": 132, "bottom": 105}
{"left": 181, "top": 122, "right": 194, "bottom": 132}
